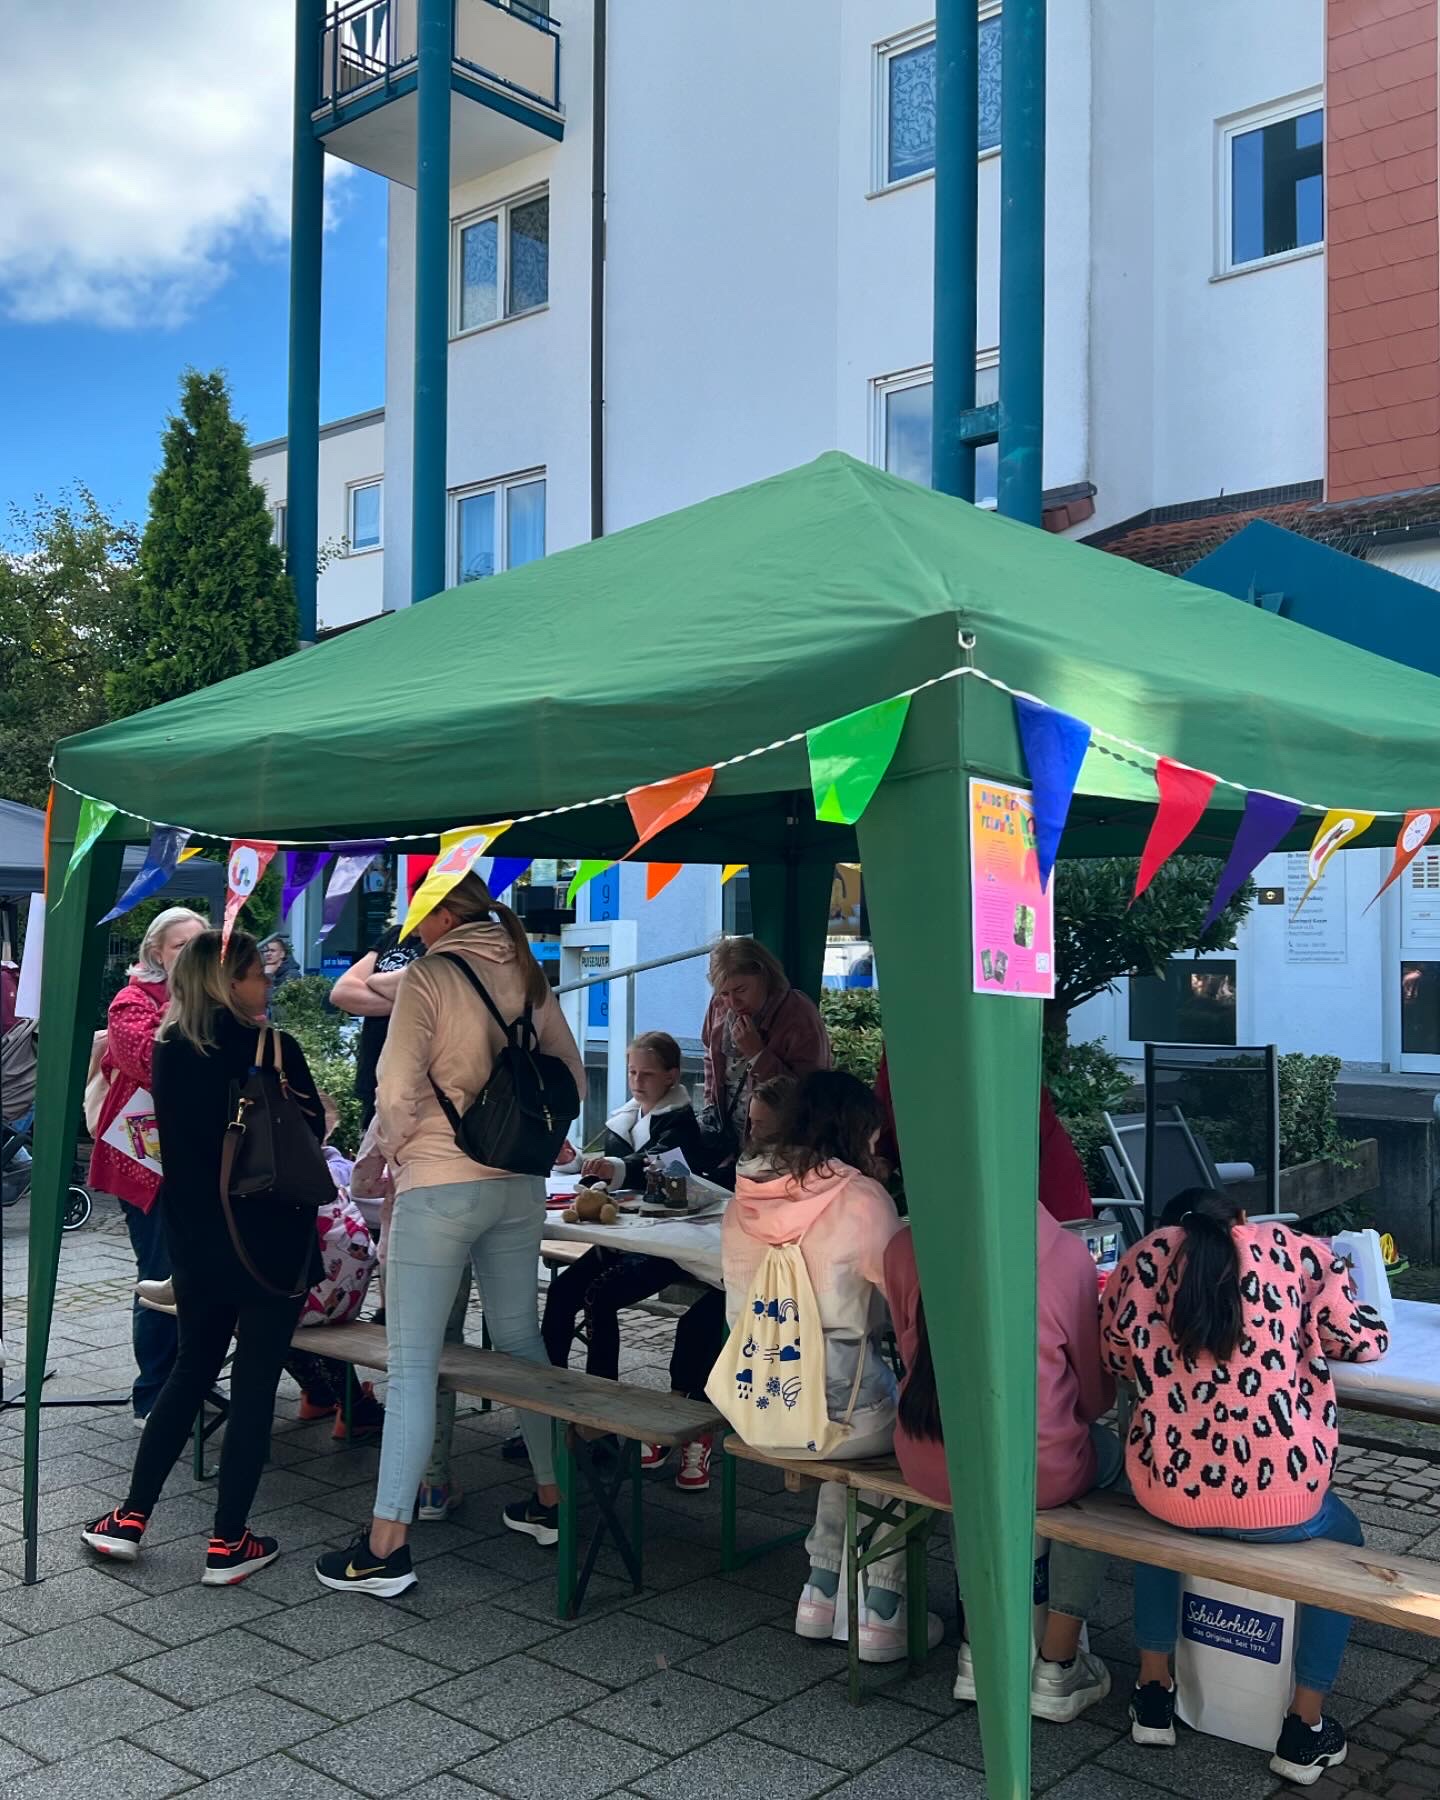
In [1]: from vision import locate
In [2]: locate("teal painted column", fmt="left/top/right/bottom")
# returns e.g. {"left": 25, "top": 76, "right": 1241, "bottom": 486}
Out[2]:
{"left": 287, "top": 0, "right": 325, "bottom": 643}
{"left": 932, "top": 0, "right": 979, "bottom": 501}
{"left": 412, "top": 0, "right": 454, "bottom": 603}
{"left": 997, "top": 0, "right": 1046, "bottom": 524}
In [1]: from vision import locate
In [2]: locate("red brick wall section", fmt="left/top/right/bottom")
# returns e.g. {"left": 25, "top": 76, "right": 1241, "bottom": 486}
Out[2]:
{"left": 1327, "top": 0, "right": 1440, "bottom": 499}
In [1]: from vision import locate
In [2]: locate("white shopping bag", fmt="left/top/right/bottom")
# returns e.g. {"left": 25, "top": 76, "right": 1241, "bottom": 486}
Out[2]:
{"left": 1330, "top": 1229, "right": 1392, "bottom": 1317}
{"left": 99, "top": 1087, "right": 162, "bottom": 1178}
{"left": 1175, "top": 1577, "right": 1296, "bottom": 1751}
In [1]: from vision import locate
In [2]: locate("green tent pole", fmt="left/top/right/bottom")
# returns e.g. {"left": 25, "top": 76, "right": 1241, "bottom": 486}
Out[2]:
{"left": 746, "top": 856, "right": 830, "bottom": 1001}
{"left": 858, "top": 685, "right": 1038, "bottom": 1800}
{"left": 22, "top": 795, "right": 124, "bottom": 1584}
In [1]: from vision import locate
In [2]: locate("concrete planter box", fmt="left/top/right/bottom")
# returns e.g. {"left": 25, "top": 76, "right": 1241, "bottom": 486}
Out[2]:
{"left": 1227, "top": 1137, "right": 1380, "bottom": 1224}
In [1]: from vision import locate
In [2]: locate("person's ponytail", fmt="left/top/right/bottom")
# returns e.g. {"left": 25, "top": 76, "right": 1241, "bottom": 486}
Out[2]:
{"left": 1161, "top": 1186, "right": 1245, "bottom": 1363}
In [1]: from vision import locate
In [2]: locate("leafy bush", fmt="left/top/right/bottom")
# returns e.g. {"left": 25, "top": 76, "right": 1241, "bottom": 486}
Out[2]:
{"left": 819, "top": 988, "right": 884, "bottom": 1085}
{"left": 270, "top": 977, "right": 362, "bottom": 1155}
{"left": 1043, "top": 1036, "right": 1132, "bottom": 1190}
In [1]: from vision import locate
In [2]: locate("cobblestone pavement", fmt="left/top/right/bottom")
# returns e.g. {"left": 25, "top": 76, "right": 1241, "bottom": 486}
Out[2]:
{"left": 0, "top": 1194, "right": 1437, "bottom": 1798}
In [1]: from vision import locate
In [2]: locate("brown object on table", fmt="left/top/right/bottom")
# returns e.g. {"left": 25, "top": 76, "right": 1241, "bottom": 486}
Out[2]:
{"left": 563, "top": 1189, "right": 618, "bottom": 1225}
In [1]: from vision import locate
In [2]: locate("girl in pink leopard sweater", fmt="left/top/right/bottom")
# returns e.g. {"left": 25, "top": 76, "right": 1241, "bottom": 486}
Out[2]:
{"left": 1101, "top": 1186, "right": 1388, "bottom": 1787}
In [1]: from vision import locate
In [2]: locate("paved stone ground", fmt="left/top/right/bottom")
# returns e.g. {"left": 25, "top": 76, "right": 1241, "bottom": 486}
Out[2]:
{"left": 1, "top": 1194, "right": 1438, "bottom": 1799}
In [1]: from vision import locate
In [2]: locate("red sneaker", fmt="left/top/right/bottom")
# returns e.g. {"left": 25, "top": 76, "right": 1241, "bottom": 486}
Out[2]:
{"left": 332, "top": 1381, "right": 384, "bottom": 1441}
{"left": 297, "top": 1395, "right": 336, "bottom": 1423}
{"left": 202, "top": 1529, "right": 280, "bottom": 1586}
{"left": 639, "top": 1442, "right": 669, "bottom": 1471}
{"left": 82, "top": 1508, "right": 147, "bottom": 1562}
{"left": 674, "top": 1435, "right": 713, "bottom": 1492}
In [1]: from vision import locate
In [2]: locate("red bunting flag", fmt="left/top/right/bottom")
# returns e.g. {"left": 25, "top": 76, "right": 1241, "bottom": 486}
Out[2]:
{"left": 1366, "top": 809, "right": 1440, "bottom": 911}
{"left": 646, "top": 862, "right": 684, "bottom": 900}
{"left": 222, "top": 840, "right": 278, "bottom": 954}
{"left": 1132, "top": 760, "right": 1218, "bottom": 903}
{"left": 624, "top": 767, "right": 715, "bottom": 856}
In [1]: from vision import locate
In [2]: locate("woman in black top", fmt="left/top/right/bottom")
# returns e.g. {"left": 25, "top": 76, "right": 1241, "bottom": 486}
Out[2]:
{"left": 82, "top": 928, "right": 324, "bottom": 1586}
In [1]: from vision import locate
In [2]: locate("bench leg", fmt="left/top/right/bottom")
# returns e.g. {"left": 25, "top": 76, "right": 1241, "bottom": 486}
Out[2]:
{"left": 629, "top": 1438, "right": 644, "bottom": 1587}
{"left": 479, "top": 1313, "right": 492, "bottom": 1414}
{"left": 904, "top": 1504, "right": 933, "bottom": 1674}
{"left": 846, "top": 1484, "right": 862, "bottom": 1708}
{"left": 555, "top": 1419, "right": 578, "bottom": 1620}
{"left": 720, "top": 1447, "right": 738, "bottom": 1573}
{"left": 341, "top": 1362, "right": 355, "bottom": 1438}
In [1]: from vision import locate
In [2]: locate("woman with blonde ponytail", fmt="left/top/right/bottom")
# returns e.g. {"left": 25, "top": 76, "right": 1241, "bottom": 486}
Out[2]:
{"left": 316, "top": 873, "right": 586, "bottom": 1597}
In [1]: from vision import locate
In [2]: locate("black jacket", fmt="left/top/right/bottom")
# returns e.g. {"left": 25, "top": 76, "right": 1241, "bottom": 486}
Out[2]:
{"left": 597, "top": 1088, "right": 706, "bottom": 1190}
{"left": 153, "top": 1010, "right": 324, "bottom": 1300}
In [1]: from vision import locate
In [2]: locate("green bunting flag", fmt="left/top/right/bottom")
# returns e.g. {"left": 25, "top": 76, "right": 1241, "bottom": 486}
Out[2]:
{"left": 566, "top": 859, "right": 614, "bottom": 908}
{"left": 806, "top": 696, "right": 911, "bottom": 825}
{"left": 62, "top": 797, "right": 117, "bottom": 897}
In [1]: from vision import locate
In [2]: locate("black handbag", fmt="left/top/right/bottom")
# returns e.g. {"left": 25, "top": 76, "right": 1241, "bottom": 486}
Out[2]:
{"left": 219, "top": 1028, "right": 332, "bottom": 1298}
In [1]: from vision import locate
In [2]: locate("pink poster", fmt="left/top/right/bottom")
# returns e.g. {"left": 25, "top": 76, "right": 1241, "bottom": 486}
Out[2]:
{"left": 969, "top": 779, "right": 1055, "bottom": 999}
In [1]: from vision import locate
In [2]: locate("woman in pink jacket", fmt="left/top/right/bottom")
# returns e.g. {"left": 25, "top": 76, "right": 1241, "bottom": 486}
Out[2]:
{"left": 90, "top": 907, "right": 205, "bottom": 1421}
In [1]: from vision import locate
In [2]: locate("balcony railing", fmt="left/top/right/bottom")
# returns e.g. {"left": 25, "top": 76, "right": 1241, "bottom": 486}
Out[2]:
{"left": 319, "top": 0, "right": 560, "bottom": 116}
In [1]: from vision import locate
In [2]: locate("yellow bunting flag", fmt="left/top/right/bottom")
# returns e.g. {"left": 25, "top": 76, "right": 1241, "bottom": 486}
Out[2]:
{"left": 566, "top": 859, "right": 614, "bottom": 908}
{"left": 400, "top": 822, "right": 512, "bottom": 938}
{"left": 721, "top": 864, "right": 746, "bottom": 885}
{"left": 1293, "top": 810, "right": 1376, "bottom": 916}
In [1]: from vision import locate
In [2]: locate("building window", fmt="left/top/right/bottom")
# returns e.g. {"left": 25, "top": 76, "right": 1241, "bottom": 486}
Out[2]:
{"left": 452, "top": 473, "right": 546, "bottom": 583}
{"left": 1129, "top": 960, "right": 1238, "bottom": 1048}
{"left": 270, "top": 502, "right": 286, "bottom": 551}
{"left": 873, "top": 360, "right": 999, "bottom": 506}
{"left": 1220, "top": 97, "right": 1323, "bottom": 272}
{"left": 454, "top": 189, "right": 549, "bottom": 334}
{"left": 877, "top": 9, "right": 1001, "bottom": 190}
{"left": 347, "top": 479, "right": 382, "bottom": 553}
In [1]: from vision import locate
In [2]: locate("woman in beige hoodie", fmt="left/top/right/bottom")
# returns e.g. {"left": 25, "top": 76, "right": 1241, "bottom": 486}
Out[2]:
{"left": 316, "top": 874, "right": 586, "bottom": 1597}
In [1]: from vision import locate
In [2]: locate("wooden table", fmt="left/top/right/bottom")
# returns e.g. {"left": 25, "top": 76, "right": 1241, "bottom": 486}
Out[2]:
{"left": 1333, "top": 1298, "right": 1440, "bottom": 1427}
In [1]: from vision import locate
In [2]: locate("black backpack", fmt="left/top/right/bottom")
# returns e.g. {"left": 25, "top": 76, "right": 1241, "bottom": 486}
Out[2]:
{"left": 427, "top": 952, "right": 580, "bottom": 1177}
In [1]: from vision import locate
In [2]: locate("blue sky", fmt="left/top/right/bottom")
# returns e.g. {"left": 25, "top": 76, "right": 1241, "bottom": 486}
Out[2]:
{"left": 0, "top": 3, "right": 388, "bottom": 530}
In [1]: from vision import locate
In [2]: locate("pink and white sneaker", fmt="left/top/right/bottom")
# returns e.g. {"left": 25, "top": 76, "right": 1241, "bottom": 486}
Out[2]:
{"left": 674, "top": 1436, "right": 713, "bottom": 1492}
{"left": 857, "top": 1597, "right": 944, "bottom": 1664}
{"left": 794, "top": 1582, "right": 837, "bottom": 1640}
{"left": 639, "top": 1442, "right": 669, "bottom": 1471}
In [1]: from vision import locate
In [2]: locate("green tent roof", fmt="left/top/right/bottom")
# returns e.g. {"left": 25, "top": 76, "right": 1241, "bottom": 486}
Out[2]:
{"left": 56, "top": 452, "right": 1440, "bottom": 858}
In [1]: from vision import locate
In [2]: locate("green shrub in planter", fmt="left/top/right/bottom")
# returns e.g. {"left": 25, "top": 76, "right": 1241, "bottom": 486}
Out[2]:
{"left": 819, "top": 989, "right": 884, "bottom": 1086}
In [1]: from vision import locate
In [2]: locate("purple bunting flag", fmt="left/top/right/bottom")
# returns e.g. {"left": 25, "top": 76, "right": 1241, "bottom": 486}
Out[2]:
{"left": 281, "top": 850, "right": 330, "bottom": 921}
{"left": 486, "top": 856, "right": 533, "bottom": 899}
{"left": 97, "top": 826, "right": 191, "bottom": 925}
{"left": 1202, "top": 791, "right": 1301, "bottom": 932}
{"left": 1014, "top": 697, "right": 1092, "bottom": 891}
{"left": 318, "top": 845, "right": 383, "bottom": 939}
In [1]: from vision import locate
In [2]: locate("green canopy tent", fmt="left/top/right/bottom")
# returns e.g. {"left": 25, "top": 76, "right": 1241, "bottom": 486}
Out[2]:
{"left": 30, "top": 452, "right": 1440, "bottom": 1799}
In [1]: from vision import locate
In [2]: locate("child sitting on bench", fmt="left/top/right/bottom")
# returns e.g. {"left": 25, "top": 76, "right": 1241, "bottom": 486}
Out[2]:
{"left": 885, "top": 1204, "right": 1120, "bottom": 1722}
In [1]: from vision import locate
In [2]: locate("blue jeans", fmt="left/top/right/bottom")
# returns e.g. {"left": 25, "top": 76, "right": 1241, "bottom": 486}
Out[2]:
{"left": 125, "top": 1201, "right": 177, "bottom": 1419}
{"left": 374, "top": 1177, "right": 553, "bottom": 1520}
{"left": 1132, "top": 1489, "right": 1364, "bottom": 1694}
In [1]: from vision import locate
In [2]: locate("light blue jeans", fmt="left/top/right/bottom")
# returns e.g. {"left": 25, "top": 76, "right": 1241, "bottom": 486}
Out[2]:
{"left": 375, "top": 1176, "right": 554, "bottom": 1520}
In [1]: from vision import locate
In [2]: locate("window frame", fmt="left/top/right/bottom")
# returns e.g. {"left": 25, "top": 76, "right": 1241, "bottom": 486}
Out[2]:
{"left": 871, "top": 4, "right": 1001, "bottom": 198}
{"left": 870, "top": 351, "right": 1000, "bottom": 508}
{"left": 270, "top": 501, "right": 287, "bottom": 553}
{"left": 345, "top": 478, "right": 383, "bottom": 556}
{"left": 448, "top": 468, "right": 547, "bottom": 586}
{"left": 1214, "top": 89, "right": 1324, "bottom": 280}
{"left": 450, "top": 184, "right": 550, "bottom": 339}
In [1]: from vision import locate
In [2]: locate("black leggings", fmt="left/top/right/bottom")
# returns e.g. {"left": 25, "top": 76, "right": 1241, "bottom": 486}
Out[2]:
{"left": 126, "top": 1274, "right": 303, "bottom": 1541}
{"left": 541, "top": 1251, "right": 726, "bottom": 1400}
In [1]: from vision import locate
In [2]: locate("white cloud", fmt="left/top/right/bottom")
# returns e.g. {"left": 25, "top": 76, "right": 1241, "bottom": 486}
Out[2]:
{"left": 0, "top": 2, "right": 353, "bottom": 328}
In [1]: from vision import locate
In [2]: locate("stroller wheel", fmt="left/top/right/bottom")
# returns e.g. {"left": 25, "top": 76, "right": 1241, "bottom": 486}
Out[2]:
{"left": 62, "top": 1187, "right": 93, "bottom": 1232}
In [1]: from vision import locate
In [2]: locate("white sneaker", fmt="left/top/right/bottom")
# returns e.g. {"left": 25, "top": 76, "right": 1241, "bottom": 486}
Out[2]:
{"left": 1030, "top": 1651, "right": 1111, "bottom": 1722}
{"left": 857, "top": 1598, "right": 944, "bottom": 1665}
{"left": 794, "top": 1582, "right": 837, "bottom": 1640}
{"left": 135, "top": 1279, "right": 177, "bottom": 1314}
{"left": 953, "top": 1637, "right": 978, "bottom": 1701}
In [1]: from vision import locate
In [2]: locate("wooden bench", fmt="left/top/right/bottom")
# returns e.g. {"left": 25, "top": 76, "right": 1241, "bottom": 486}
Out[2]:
{"left": 291, "top": 1321, "right": 723, "bottom": 1617}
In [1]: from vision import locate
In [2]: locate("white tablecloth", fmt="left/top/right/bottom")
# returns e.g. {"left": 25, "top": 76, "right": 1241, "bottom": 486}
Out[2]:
{"left": 541, "top": 1174, "right": 725, "bottom": 1287}
{"left": 1332, "top": 1297, "right": 1440, "bottom": 1418}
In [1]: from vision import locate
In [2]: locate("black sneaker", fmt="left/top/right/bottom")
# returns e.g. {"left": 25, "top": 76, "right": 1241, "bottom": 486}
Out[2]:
{"left": 1129, "top": 1680, "right": 1177, "bottom": 1747}
{"left": 81, "top": 1508, "right": 147, "bottom": 1562}
{"left": 1270, "top": 1713, "right": 1347, "bottom": 1786}
{"left": 503, "top": 1495, "right": 559, "bottom": 1546}
{"left": 500, "top": 1431, "right": 530, "bottom": 1463}
{"left": 314, "top": 1530, "right": 417, "bottom": 1597}
{"left": 202, "top": 1529, "right": 279, "bottom": 1586}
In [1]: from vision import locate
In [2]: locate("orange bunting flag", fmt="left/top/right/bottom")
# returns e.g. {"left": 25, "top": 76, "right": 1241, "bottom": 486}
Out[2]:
{"left": 646, "top": 862, "right": 684, "bottom": 900}
{"left": 1366, "top": 809, "right": 1440, "bottom": 912}
{"left": 623, "top": 767, "right": 715, "bottom": 857}
{"left": 42, "top": 787, "right": 54, "bottom": 895}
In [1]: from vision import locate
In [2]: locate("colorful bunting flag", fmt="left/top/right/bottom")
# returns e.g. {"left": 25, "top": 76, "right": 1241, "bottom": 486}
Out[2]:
{"left": 566, "top": 859, "right": 614, "bottom": 908}
{"left": 1293, "top": 810, "right": 1376, "bottom": 916}
{"left": 486, "top": 856, "right": 533, "bottom": 899}
{"left": 1367, "top": 808, "right": 1440, "bottom": 912}
{"left": 1014, "top": 698, "right": 1091, "bottom": 891}
{"left": 646, "top": 862, "right": 684, "bottom": 900}
{"left": 61, "top": 797, "right": 116, "bottom": 898}
{"left": 406, "top": 854, "right": 436, "bottom": 902}
{"left": 281, "top": 849, "right": 330, "bottom": 920}
{"left": 807, "top": 696, "right": 910, "bottom": 825}
{"left": 42, "top": 787, "right": 54, "bottom": 895}
{"left": 319, "top": 846, "right": 383, "bottom": 939}
{"left": 721, "top": 864, "right": 746, "bottom": 885}
{"left": 401, "top": 823, "right": 512, "bottom": 938}
{"left": 624, "top": 768, "right": 715, "bottom": 856}
{"left": 98, "top": 826, "right": 192, "bottom": 925}
{"left": 1202, "top": 791, "right": 1301, "bottom": 931}
{"left": 222, "top": 840, "right": 278, "bottom": 954}
{"left": 1133, "top": 760, "right": 1218, "bottom": 903}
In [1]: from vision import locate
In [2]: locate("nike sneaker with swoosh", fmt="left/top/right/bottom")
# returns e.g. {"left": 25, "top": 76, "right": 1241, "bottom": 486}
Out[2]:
{"left": 314, "top": 1530, "right": 417, "bottom": 1597}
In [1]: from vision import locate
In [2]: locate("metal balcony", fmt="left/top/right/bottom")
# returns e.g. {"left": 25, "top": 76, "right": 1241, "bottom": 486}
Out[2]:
{"left": 315, "top": 0, "right": 562, "bottom": 185}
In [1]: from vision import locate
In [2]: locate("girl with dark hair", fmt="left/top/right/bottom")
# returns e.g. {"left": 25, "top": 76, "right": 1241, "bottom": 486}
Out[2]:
{"left": 885, "top": 1206, "right": 1120, "bottom": 1722}
{"left": 721, "top": 1070, "right": 936, "bottom": 1663}
{"left": 1103, "top": 1187, "right": 1390, "bottom": 1786}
